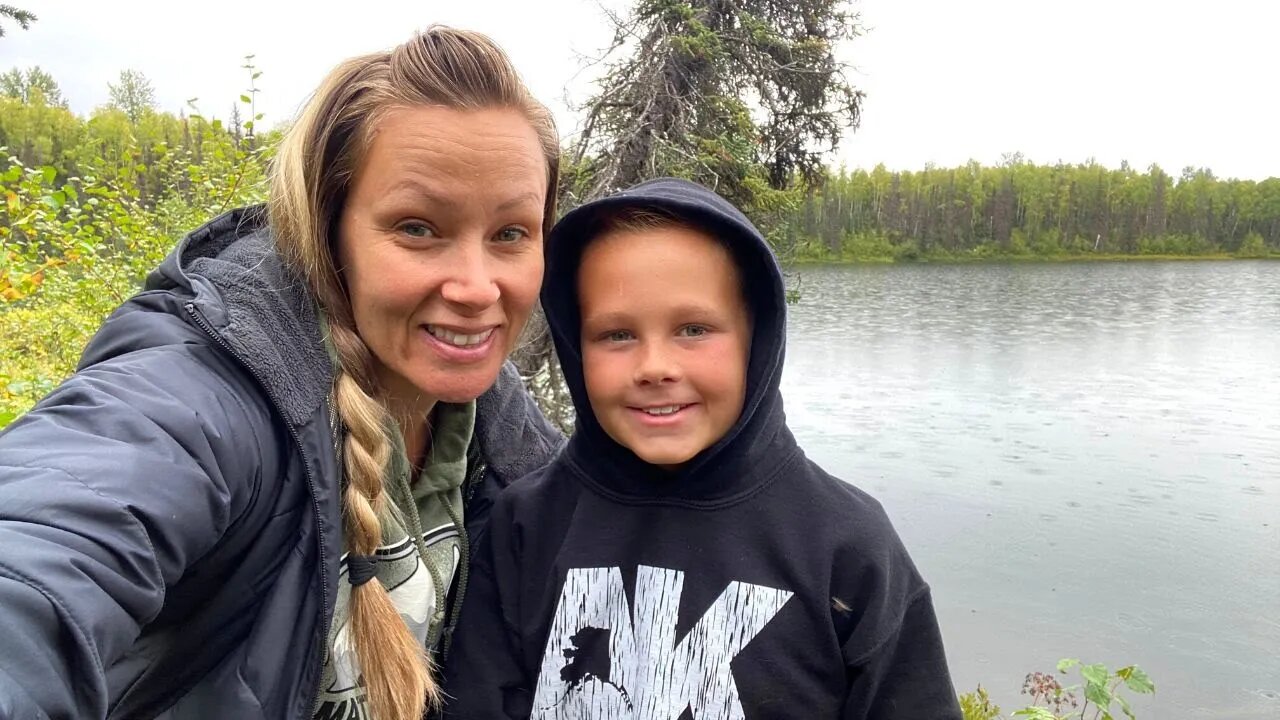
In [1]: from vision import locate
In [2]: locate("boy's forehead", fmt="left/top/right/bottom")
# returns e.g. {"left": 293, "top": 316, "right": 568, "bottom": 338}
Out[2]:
{"left": 581, "top": 221, "right": 747, "bottom": 302}
{"left": 577, "top": 223, "right": 742, "bottom": 282}
{"left": 575, "top": 225, "right": 752, "bottom": 321}
{"left": 582, "top": 226, "right": 715, "bottom": 270}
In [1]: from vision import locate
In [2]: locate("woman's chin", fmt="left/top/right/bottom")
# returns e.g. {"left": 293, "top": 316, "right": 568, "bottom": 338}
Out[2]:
{"left": 410, "top": 363, "right": 505, "bottom": 404}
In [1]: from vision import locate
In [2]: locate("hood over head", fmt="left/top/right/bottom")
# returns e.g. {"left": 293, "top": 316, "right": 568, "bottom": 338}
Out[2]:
{"left": 541, "top": 178, "right": 798, "bottom": 504}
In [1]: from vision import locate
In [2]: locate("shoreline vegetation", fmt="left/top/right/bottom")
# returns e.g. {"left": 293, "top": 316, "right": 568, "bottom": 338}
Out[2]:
{"left": 789, "top": 250, "right": 1278, "bottom": 265}
{"left": 769, "top": 160, "right": 1280, "bottom": 268}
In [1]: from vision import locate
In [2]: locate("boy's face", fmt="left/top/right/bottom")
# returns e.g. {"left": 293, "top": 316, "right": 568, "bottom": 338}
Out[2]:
{"left": 578, "top": 223, "right": 751, "bottom": 469}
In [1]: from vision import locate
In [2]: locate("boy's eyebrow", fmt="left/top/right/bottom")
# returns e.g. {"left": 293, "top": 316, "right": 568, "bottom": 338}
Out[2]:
{"left": 580, "top": 310, "right": 631, "bottom": 329}
{"left": 581, "top": 304, "right": 727, "bottom": 329}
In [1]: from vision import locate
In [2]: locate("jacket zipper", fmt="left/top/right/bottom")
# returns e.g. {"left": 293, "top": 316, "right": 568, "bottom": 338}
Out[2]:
{"left": 185, "top": 303, "right": 331, "bottom": 716}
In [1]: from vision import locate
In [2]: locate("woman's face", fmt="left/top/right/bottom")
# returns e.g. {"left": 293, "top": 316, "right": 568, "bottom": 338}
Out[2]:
{"left": 337, "top": 105, "right": 548, "bottom": 409}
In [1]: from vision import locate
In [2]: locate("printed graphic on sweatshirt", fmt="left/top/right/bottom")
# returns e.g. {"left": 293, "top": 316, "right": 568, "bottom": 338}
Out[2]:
{"left": 312, "top": 524, "right": 460, "bottom": 720}
{"left": 532, "top": 565, "right": 793, "bottom": 720}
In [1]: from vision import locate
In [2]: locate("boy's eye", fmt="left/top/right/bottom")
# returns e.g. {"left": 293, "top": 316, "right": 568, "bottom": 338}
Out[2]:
{"left": 678, "top": 324, "right": 709, "bottom": 338}
{"left": 605, "top": 330, "right": 634, "bottom": 342}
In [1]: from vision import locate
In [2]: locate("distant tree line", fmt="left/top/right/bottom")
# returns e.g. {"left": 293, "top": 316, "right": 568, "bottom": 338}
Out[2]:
{"left": 785, "top": 159, "right": 1280, "bottom": 261}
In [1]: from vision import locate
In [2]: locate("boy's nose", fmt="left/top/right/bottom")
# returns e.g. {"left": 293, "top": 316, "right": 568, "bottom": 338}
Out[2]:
{"left": 634, "top": 341, "right": 681, "bottom": 385}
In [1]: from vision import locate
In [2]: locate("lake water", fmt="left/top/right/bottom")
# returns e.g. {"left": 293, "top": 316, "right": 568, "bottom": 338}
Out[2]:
{"left": 779, "top": 260, "right": 1280, "bottom": 719}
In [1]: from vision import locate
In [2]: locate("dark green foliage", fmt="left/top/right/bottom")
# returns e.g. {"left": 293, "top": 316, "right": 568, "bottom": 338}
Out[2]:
{"left": 568, "top": 0, "right": 862, "bottom": 216}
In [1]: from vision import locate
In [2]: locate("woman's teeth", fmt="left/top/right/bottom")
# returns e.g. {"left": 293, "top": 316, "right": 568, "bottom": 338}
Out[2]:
{"left": 642, "top": 405, "right": 685, "bottom": 415}
{"left": 427, "top": 326, "right": 494, "bottom": 347}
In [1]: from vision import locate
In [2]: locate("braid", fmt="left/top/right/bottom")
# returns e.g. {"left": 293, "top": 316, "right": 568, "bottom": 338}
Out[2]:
{"left": 268, "top": 25, "right": 561, "bottom": 720}
{"left": 329, "top": 318, "right": 439, "bottom": 717}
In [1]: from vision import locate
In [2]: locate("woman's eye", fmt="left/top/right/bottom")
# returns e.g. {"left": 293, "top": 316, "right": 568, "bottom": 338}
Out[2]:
{"left": 399, "top": 222, "right": 434, "bottom": 239}
{"left": 496, "top": 227, "right": 528, "bottom": 243}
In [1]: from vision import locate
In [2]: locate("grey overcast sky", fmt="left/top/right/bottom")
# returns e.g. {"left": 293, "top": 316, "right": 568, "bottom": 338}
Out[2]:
{"left": 4, "top": 0, "right": 1277, "bottom": 180}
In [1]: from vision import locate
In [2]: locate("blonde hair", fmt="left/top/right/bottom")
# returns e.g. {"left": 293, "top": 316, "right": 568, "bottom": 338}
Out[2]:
{"left": 268, "top": 27, "right": 558, "bottom": 720}
{"left": 595, "top": 206, "right": 683, "bottom": 236}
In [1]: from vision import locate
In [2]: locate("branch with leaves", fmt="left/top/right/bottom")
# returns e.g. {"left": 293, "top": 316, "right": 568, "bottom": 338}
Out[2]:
{"left": 960, "top": 659, "right": 1155, "bottom": 720}
{"left": 0, "top": 4, "right": 36, "bottom": 38}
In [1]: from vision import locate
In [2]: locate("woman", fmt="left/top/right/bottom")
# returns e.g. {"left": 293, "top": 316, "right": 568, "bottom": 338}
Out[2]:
{"left": 0, "top": 27, "right": 561, "bottom": 720}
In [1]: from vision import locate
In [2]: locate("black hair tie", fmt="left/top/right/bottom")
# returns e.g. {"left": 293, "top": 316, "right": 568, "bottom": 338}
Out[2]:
{"left": 347, "top": 554, "right": 378, "bottom": 587}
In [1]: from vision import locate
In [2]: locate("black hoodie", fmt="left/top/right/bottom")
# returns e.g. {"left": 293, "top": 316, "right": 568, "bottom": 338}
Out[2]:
{"left": 442, "top": 179, "right": 961, "bottom": 719}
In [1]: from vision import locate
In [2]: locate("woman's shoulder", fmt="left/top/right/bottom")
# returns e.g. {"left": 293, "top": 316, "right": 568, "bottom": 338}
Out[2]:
{"left": 474, "top": 362, "right": 566, "bottom": 484}
{"left": 7, "top": 256, "right": 283, "bottom": 471}
{"left": 77, "top": 286, "right": 217, "bottom": 368}
{"left": 13, "top": 317, "right": 279, "bottom": 467}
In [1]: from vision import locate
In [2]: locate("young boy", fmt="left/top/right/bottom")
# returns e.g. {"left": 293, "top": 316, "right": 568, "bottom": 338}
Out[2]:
{"left": 442, "top": 178, "right": 961, "bottom": 719}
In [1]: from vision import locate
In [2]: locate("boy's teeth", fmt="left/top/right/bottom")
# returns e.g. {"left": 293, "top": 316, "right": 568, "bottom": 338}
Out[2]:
{"left": 643, "top": 405, "right": 683, "bottom": 415}
{"left": 427, "top": 326, "right": 493, "bottom": 347}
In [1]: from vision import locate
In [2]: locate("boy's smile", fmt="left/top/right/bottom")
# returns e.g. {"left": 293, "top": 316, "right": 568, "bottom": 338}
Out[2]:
{"left": 577, "top": 222, "right": 752, "bottom": 469}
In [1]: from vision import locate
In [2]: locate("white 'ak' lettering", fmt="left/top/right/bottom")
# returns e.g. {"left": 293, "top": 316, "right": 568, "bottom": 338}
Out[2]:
{"left": 532, "top": 565, "right": 793, "bottom": 719}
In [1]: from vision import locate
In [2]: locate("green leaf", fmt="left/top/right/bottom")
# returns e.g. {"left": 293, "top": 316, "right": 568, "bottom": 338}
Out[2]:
{"left": 239, "top": 94, "right": 251, "bottom": 104}
{"left": 62, "top": 184, "right": 78, "bottom": 201}
{"left": 252, "top": 71, "right": 262, "bottom": 80}
{"left": 1081, "top": 663, "right": 1109, "bottom": 687}
{"left": 1116, "top": 694, "right": 1136, "bottom": 720}
{"left": 0, "top": 410, "right": 16, "bottom": 428}
{"left": 40, "top": 166, "right": 56, "bottom": 184}
{"left": 45, "top": 191, "right": 65, "bottom": 210}
{"left": 1120, "top": 666, "right": 1154, "bottom": 694}
{"left": 1057, "top": 658, "right": 1080, "bottom": 673}
{"left": 1085, "top": 679, "right": 1113, "bottom": 708}
{"left": 1012, "top": 709, "right": 1057, "bottom": 720}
